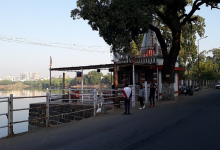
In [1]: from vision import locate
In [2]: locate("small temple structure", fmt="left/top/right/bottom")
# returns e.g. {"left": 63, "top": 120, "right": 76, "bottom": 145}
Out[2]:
{"left": 51, "top": 28, "right": 184, "bottom": 101}
{"left": 113, "top": 29, "right": 184, "bottom": 99}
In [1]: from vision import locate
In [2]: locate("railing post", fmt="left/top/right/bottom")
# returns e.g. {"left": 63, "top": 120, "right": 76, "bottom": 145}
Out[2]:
{"left": 145, "top": 81, "right": 148, "bottom": 104}
{"left": 132, "top": 64, "right": 135, "bottom": 107}
{"left": 94, "top": 89, "right": 97, "bottom": 116}
{"left": 8, "top": 94, "right": 14, "bottom": 136}
{"left": 69, "top": 88, "right": 71, "bottom": 103}
{"left": 46, "top": 92, "right": 50, "bottom": 127}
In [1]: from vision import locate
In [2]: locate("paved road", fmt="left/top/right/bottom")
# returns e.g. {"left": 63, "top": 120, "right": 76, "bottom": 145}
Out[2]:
{"left": 0, "top": 89, "right": 220, "bottom": 150}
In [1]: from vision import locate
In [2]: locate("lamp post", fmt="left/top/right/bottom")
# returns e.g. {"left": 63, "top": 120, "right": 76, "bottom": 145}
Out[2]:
{"left": 198, "top": 36, "right": 208, "bottom": 84}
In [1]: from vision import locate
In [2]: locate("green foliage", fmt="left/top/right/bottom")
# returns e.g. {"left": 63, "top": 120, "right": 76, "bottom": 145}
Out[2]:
{"left": 0, "top": 70, "right": 113, "bottom": 88}
{"left": 129, "top": 40, "right": 139, "bottom": 56}
{"left": 179, "top": 16, "right": 205, "bottom": 67}
{"left": 101, "top": 73, "right": 112, "bottom": 84}
{"left": 71, "top": 0, "right": 154, "bottom": 54}
{"left": 87, "top": 71, "right": 103, "bottom": 84}
{"left": 185, "top": 47, "right": 220, "bottom": 80}
{"left": 71, "top": 0, "right": 220, "bottom": 82}
{"left": 0, "top": 80, "right": 14, "bottom": 85}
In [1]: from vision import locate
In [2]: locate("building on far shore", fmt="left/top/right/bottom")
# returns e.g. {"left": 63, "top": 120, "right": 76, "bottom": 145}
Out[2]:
{"left": 20, "top": 72, "right": 41, "bottom": 81}
{"left": 41, "top": 77, "right": 49, "bottom": 80}
{"left": 32, "top": 72, "right": 41, "bottom": 80}
{"left": 13, "top": 77, "right": 20, "bottom": 82}
{"left": 4, "top": 75, "right": 13, "bottom": 82}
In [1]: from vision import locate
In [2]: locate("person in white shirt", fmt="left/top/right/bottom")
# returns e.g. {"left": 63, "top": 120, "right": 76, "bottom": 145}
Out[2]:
{"left": 123, "top": 83, "right": 132, "bottom": 115}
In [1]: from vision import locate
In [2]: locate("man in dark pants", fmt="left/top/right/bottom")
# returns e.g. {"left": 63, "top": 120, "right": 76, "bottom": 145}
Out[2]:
{"left": 149, "top": 80, "right": 156, "bottom": 107}
{"left": 123, "top": 83, "right": 132, "bottom": 115}
{"left": 138, "top": 84, "right": 145, "bottom": 109}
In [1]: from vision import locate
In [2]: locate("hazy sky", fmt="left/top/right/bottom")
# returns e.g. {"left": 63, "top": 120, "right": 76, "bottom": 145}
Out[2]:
{"left": 0, "top": 1, "right": 220, "bottom": 78}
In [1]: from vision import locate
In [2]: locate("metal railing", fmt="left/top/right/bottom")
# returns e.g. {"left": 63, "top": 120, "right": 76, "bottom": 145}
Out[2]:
{"left": 0, "top": 88, "right": 121, "bottom": 137}
{"left": 0, "top": 97, "right": 9, "bottom": 130}
{"left": 179, "top": 79, "right": 218, "bottom": 89}
{"left": 0, "top": 87, "right": 154, "bottom": 138}
{"left": 117, "top": 56, "right": 157, "bottom": 64}
{"left": 0, "top": 94, "right": 48, "bottom": 136}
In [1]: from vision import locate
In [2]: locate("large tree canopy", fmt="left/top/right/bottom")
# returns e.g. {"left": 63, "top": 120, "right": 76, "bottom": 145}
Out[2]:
{"left": 71, "top": 0, "right": 220, "bottom": 83}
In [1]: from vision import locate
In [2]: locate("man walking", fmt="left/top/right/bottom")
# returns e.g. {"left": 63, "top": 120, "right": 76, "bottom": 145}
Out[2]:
{"left": 123, "top": 83, "right": 132, "bottom": 115}
{"left": 149, "top": 80, "right": 156, "bottom": 107}
{"left": 138, "top": 84, "right": 145, "bottom": 109}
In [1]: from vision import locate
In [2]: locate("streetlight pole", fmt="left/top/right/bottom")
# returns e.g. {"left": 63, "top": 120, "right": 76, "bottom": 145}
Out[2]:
{"left": 198, "top": 36, "right": 208, "bottom": 85}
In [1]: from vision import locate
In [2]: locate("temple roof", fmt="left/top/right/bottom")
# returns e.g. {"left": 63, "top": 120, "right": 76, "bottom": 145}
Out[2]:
{"left": 141, "top": 29, "right": 160, "bottom": 50}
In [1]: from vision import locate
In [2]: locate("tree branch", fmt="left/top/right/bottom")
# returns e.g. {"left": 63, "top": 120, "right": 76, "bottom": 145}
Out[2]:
{"left": 156, "top": 10, "right": 174, "bottom": 31}
{"left": 179, "top": 14, "right": 187, "bottom": 20}
{"left": 180, "top": 0, "right": 204, "bottom": 29}
{"left": 149, "top": 25, "right": 168, "bottom": 58}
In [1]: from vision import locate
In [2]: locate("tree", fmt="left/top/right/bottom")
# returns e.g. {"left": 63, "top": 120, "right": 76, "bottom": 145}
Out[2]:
{"left": 88, "top": 71, "right": 103, "bottom": 84}
{"left": 178, "top": 16, "right": 205, "bottom": 79}
{"left": 188, "top": 48, "right": 220, "bottom": 80}
{"left": 0, "top": 80, "right": 14, "bottom": 85}
{"left": 101, "top": 73, "right": 112, "bottom": 84}
{"left": 71, "top": 0, "right": 220, "bottom": 83}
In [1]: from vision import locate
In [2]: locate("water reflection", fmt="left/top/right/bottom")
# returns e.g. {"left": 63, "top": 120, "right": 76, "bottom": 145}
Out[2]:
{"left": 0, "top": 89, "right": 47, "bottom": 138}
{"left": 0, "top": 89, "right": 47, "bottom": 97}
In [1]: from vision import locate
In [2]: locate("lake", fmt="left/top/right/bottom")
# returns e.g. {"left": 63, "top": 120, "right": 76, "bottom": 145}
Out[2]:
{"left": 0, "top": 89, "right": 48, "bottom": 138}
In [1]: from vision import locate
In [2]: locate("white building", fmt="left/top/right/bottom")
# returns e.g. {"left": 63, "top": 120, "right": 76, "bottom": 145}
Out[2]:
{"left": 20, "top": 72, "right": 41, "bottom": 81}
{"left": 4, "top": 75, "right": 14, "bottom": 82}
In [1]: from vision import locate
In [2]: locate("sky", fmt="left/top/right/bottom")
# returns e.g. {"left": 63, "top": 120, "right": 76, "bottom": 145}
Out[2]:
{"left": 0, "top": 1, "right": 220, "bottom": 78}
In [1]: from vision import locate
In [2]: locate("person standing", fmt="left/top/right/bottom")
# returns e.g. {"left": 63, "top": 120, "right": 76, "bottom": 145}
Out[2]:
{"left": 138, "top": 84, "right": 145, "bottom": 109}
{"left": 111, "top": 83, "right": 115, "bottom": 103}
{"left": 123, "top": 83, "right": 132, "bottom": 115}
{"left": 149, "top": 80, "right": 156, "bottom": 107}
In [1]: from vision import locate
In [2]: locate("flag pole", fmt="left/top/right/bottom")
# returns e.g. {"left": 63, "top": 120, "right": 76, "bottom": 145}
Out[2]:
{"left": 49, "top": 56, "right": 52, "bottom": 94}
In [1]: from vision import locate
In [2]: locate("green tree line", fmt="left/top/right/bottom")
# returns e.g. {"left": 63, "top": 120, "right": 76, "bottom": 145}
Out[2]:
{"left": 180, "top": 48, "right": 220, "bottom": 81}
{"left": 0, "top": 71, "right": 112, "bottom": 88}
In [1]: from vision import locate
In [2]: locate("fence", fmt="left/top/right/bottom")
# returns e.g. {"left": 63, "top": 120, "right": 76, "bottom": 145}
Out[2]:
{"left": 0, "top": 86, "right": 153, "bottom": 138}
{"left": 0, "top": 88, "right": 125, "bottom": 138}
{"left": 0, "top": 95, "right": 47, "bottom": 136}
{"left": 179, "top": 79, "right": 218, "bottom": 88}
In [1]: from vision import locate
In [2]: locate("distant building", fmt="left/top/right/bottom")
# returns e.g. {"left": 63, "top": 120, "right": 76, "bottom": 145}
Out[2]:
{"left": 32, "top": 72, "right": 41, "bottom": 80}
{"left": 41, "top": 77, "right": 49, "bottom": 80}
{"left": 4, "top": 75, "right": 13, "bottom": 81}
{"left": 13, "top": 77, "right": 20, "bottom": 82}
{"left": 20, "top": 72, "right": 31, "bottom": 81}
{"left": 20, "top": 72, "right": 41, "bottom": 81}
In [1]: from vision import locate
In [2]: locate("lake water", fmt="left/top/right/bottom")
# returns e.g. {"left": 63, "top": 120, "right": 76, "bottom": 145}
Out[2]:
{"left": 0, "top": 89, "right": 48, "bottom": 138}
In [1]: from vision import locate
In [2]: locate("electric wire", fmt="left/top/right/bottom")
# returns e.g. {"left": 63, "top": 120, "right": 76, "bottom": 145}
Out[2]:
{"left": 0, "top": 35, "right": 111, "bottom": 53}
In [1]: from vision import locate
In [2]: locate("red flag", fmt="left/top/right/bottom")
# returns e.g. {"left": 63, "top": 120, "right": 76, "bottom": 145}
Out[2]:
{"left": 49, "top": 56, "right": 52, "bottom": 67}
{"left": 133, "top": 52, "right": 136, "bottom": 63}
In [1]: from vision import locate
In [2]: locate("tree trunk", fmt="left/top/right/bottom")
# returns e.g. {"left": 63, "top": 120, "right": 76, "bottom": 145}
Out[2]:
{"left": 161, "top": 31, "right": 181, "bottom": 100}
{"left": 114, "top": 62, "right": 120, "bottom": 108}
{"left": 162, "top": 58, "right": 175, "bottom": 83}
{"left": 161, "top": 59, "right": 175, "bottom": 100}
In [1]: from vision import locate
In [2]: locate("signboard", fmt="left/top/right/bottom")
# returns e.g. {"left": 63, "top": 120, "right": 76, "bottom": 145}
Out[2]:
{"left": 76, "top": 72, "right": 82, "bottom": 77}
